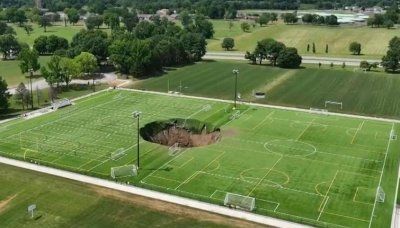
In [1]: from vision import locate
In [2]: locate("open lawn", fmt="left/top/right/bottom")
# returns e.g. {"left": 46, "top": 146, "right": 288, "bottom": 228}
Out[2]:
{"left": 134, "top": 60, "right": 400, "bottom": 118}
{"left": 0, "top": 56, "right": 50, "bottom": 87}
{"left": 0, "top": 89, "right": 399, "bottom": 227}
{"left": 11, "top": 22, "right": 90, "bottom": 47}
{"left": 0, "top": 163, "right": 250, "bottom": 228}
{"left": 208, "top": 21, "right": 398, "bottom": 59}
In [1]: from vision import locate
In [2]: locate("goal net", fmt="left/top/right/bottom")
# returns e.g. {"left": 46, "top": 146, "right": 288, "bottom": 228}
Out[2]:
{"left": 224, "top": 193, "right": 255, "bottom": 211}
{"left": 110, "top": 148, "right": 126, "bottom": 160}
{"left": 377, "top": 186, "right": 385, "bottom": 203}
{"left": 110, "top": 165, "right": 138, "bottom": 179}
{"left": 52, "top": 98, "right": 72, "bottom": 110}
{"left": 390, "top": 129, "right": 397, "bottom": 140}
{"left": 325, "top": 101, "right": 343, "bottom": 110}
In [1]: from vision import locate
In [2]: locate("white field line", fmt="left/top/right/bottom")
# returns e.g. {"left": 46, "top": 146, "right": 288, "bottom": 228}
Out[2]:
{"left": 252, "top": 111, "right": 274, "bottom": 130}
{"left": 297, "top": 118, "right": 315, "bottom": 140}
{"left": 247, "top": 156, "right": 283, "bottom": 196}
{"left": 118, "top": 88, "right": 400, "bottom": 124}
{"left": 317, "top": 170, "right": 339, "bottom": 221}
{"left": 175, "top": 152, "right": 225, "bottom": 190}
{"left": 0, "top": 156, "right": 312, "bottom": 228}
{"left": 368, "top": 123, "right": 395, "bottom": 228}
{"left": 351, "top": 121, "right": 365, "bottom": 144}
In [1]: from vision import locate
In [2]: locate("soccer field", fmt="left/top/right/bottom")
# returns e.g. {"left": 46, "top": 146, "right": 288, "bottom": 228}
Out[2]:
{"left": 0, "top": 89, "right": 399, "bottom": 228}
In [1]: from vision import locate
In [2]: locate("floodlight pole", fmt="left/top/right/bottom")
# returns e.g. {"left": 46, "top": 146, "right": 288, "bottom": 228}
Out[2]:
{"left": 133, "top": 111, "right": 141, "bottom": 168}
{"left": 232, "top": 69, "right": 239, "bottom": 109}
{"left": 29, "top": 68, "right": 34, "bottom": 109}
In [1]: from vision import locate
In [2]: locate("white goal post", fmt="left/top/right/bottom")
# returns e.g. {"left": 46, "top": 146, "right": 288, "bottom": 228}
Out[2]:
{"left": 390, "top": 129, "right": 397, "bottom": 140}
{"left": 110, "top": 148, "right": 126, "bottom": 160}
{"left": 110, "top": 165, "right": 138, "bottom": 179}
{"left": 224, "top": 193, "right": 255, "bottom": 211}
{"left": 377, "top": 186, "right": 385, "bottom": 203}
{"left": 325, "top": 101, "right": 343, "bottom": 110}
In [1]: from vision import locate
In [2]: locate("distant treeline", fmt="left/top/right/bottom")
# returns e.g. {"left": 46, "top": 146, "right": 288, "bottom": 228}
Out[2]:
{"left": 0, "top": 1, "right": 396, "bottom": 17}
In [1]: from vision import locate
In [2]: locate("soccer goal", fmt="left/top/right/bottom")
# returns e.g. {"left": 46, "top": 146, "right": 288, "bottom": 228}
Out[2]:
{"left": 110, "top": 165, "right": 138, "bottom": 179}
{"left": 168, "top": 143, "right": 181, "bottom": 156}
{"left": 377, "top": 186, "right": 385, "bottom": 203}
{"left": 325, "top": 101, "right": 343, "bottom": 110}
{"left": 224, "top": 193, "right": 255, "bottom": 211}
{"left": 110, "top": 148, "right": 126, "bottom": 160}
{"left": 390, "top": 129, "right": 397, "bottom": 140}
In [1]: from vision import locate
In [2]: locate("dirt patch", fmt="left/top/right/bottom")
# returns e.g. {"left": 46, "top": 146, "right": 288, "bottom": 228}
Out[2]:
{"left": 90, "top": 186, "right": 267, "bottom": 228}
{"left": 0, "top": 194, "right": 18, "bottom": 214}
{"left": 263, "top": 70, "right": 296, "bottom": 92}
{"left": 140, "top": 119, "right": 221, "bottom": 148}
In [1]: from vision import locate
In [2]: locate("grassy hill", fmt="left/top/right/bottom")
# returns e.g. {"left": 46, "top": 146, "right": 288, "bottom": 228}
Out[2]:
{"left": 134, "top": 60, "right": 400, "bottom": 118}
{"left": 208, "top": 20, "right": 398, "bottom": 59}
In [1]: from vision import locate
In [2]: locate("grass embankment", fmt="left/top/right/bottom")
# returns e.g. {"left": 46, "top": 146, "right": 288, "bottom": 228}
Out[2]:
{"left": 0, "top": 164, "right": 250, "bottom": 228}
{"left": 208, "top": 20, "right": 398, "bottom": 59}
{"left": 134, "top": 60, "right": 400, "bottom": 118}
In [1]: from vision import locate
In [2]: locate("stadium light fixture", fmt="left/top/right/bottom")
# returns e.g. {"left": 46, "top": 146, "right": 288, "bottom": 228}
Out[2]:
{"left": 132, "top": 111, "right": 142, "bottom": 168}
{"left": 232, "top": 69, "right": 239, "bottom": 109}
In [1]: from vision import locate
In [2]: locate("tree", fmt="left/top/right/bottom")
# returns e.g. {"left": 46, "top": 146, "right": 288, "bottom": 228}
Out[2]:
{"left": 41, "top": 55, "right": 64, "bottom": 89}
{"left": 180, "top": 32, "right": 207, "bottom": 61}
{"left": 12, "top": 9, "right": 27, "bottom": 26}
{"left": 270, "top": 13, "right": 278, "bottom": 23}
{"left": 122, "top": 11, "right": 139, "bottom": 32}
{"left": 180, "top": 10, "right": 192, "bottom": 28}
{"left": 74, "top": 52, "right": 99, "bottom": 90}
{"left": 109, "top": 39, "right": 152, "bottom": 77}
{"left": 384, "top": 19, "right": 394, "bottom": 29}
{"left": 33, "top": 36, "right": 48, "bottom": 54}
{"left": 85, "top": 15, "right": 103, "bottom": 30}
{"left": 228, "top": 20, "right": 234, "bottom": 30}
{"left": 382, "top": 36, "right": 400, "bottom": 72}
{"left": 192, "top": 14, "right": 214, "bottom": 39}
{"left": 0, "top": 34, "right": 20, "bottom": 59}
{"left": 254, "top": 38, "right": 286, "bottom": 66}
{"left": 325, "top": 44, "right": 329, "bottom": 53}
{"left": 325, "top": 15, "right": 339, "bottom": 25}
{"left": 281, "top": 13, "right": 298, "bottom": 24}
{"left": 367, "top": 14, "right": 385, "bottom": 27}
{"left": 0, "top": 76, "right": 10, "bottom": 111}
{"left": 241, "top": 22, "right": 250, "bottom": 32}
{"left": 258, "top": 13, "right": 270, "bottom": 26}
{"left": 245, "top": 51, "right": 257, "bottom": 64}
{"left": 135, "top": 21, "right": 156, "bottom": 39}
{"left": 103, "top": 12, "right": 119, "bottom": 30}
{"left": 18, "top": 48, "right": 40, "bottom": 75}
{"left": 307, "top": 44, "right": 310, "bottom": 52}
{"left": 312, "top": 42, "right": 316, "bottom": 53}
{"left": 60, "top": 57, "right": 79, "bottom": 89}
{"left": 276, "top": 47, "right": 302, "bottom": 68}
{"left": 70, "top": 30, "right": 109, "bottom": 61}
{"left": 360, "top": 61, "right": 378, "bottom": 71}
{"left": 221, "top": 38, "right": 235, "bottom": 51}
{"left": 39, "top": 15, "right": 51, "bottom": 32}
{"left": 349, "top": 42, "right": 362, "bottom": 55}
{"left": 67, "top": 8, "right": 80, "bottom": 25}
{"left": 0, "top": 22, "right": 15, "bottom": 35}
{"left": 14, "top": 82, "right": 30, "bottom": 110}
{"left": 23, "top": 24, "right": 33, "bottom": 35}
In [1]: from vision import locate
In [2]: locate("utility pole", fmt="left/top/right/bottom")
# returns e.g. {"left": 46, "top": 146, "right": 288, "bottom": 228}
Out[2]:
{"left": 232, "top": 69, "right": 239, "bottom": 109}
{"left": 132, "top": 111, "right": 142, "bottom": 168}
{"left": 29, "top": 68, "right": 34, "bottom": 109}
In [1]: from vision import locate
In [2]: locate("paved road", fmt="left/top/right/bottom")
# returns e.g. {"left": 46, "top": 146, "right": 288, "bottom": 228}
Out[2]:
{"left": 7, "top": 72, "right": 118, "bottom": 95}
{"left": 204, "top": 51, "right": 381, "bottom": 66}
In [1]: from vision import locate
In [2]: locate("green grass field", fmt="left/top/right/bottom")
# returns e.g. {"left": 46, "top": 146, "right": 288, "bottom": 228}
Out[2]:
{"left": 135, "top": 60, "right": 400, "bottom": 118}
{"left": 0, "top": 56, "right": 50, "bottom": 87}
{"left": 0, "top": 164, "right": 244, "bottom": 228}
{"left": 0, "top": 89, "right": 399, "bottom": 227}
{"left": 208, "top": 20, "right": 398, "bottom": 58}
